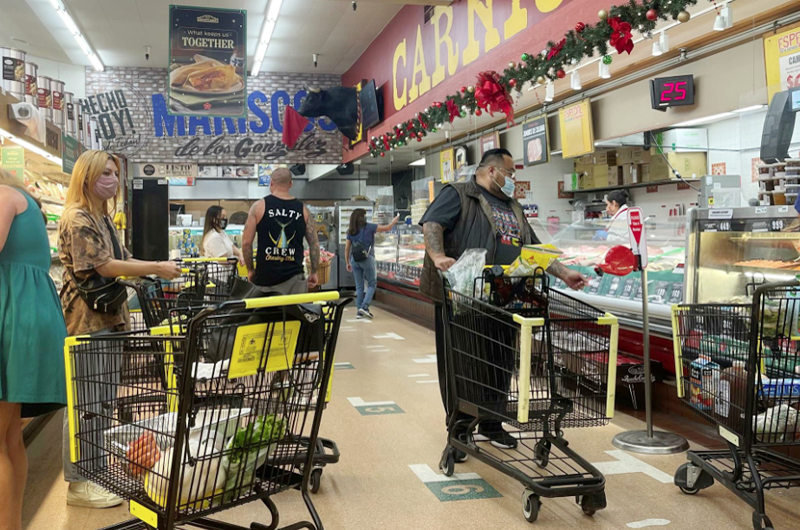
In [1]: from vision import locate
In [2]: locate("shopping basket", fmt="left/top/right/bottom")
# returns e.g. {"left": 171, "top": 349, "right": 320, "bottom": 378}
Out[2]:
{"left": 672, "top": 281, "right": 800, "bottom": 530}
{"left": 64, "top": 292, "right": 351, "bottom": 530}
{"left": 181, "top": 257, "right": 241, "bottom": 297}
{"left": 439, "top": 269, "right": 619, "bottom": 523}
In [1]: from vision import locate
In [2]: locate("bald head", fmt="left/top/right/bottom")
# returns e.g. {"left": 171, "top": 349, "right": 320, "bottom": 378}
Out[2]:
{"left": 270, "top": 168, "right": 293, "bottom": 190}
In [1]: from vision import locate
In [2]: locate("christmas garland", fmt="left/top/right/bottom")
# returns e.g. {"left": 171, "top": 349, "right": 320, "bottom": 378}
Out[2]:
{"left": 368, "top": 0, "right": 699, "bottom": 158}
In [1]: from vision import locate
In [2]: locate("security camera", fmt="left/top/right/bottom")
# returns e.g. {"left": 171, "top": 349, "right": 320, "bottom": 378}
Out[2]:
{"left": 145, "top": 45, "right": 151, "bottom": 61}
{"left": 313, "top": 53, "right": 319, "bottom": 68}
{"left": 352, "top": 1, "right": 357, "bottom": 11}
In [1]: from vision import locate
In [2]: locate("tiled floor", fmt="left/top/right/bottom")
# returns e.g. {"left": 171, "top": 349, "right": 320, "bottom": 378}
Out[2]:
{"left": 22, "top": 305, "right": 800, "bottom": 529}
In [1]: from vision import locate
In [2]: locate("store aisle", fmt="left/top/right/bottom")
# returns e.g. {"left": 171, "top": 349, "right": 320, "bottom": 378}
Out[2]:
{"left": 23, "top": 306, "right": 799, "bottom": 530}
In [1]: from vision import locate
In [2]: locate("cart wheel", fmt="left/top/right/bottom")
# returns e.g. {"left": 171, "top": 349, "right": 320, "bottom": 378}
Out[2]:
{"left": 441, "top": 448, "right": 455, "bottom": 477}
{"left": 577, "top": 491, "right": 607, "bottom": 516}
{"left": 752, "top": 513, "right": 773, "bottom": 530}
{"left": 310, "top": 468, "right": 323, "bottom": 494}
{"left": 533, "top": 440, "right": 551, "bottom": 469}
{"left": 522, "top": 489, "right": 541, "bottom": 523}
{"left": 674, "top": 463, "right": 714, "bottom": 495}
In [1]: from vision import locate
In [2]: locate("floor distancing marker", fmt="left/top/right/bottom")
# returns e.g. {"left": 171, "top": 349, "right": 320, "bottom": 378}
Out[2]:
{"left": 347, "top": 397, "right": 404, "bottom": 415}
{"left": 346, "top": 319, "right": 372, "bottom": 323}
{"left": 334, "top": 362, "right": 355, "bottom": 370}
{"left": 591, "top": 450, "right": 673, "bottom": 484}
{"left": 373, "top": 332, "right": 405, "bottom": 340}
{"left": 627, "top": 519, "right": 671, "bottom": 528}
{"left": 408, "top": 374, "right": 430, "bottom": 378}
{"left": 413, "top": 355, "right": 437, "bottom": 364}
{"left": 365, "top": 345, "right": 388, "bottom": 349}
{"left": 409, "top": 464, "right": 501, "bottom": 502}
{"left": 416, "top": 380, "right": 439, "bottom": 384}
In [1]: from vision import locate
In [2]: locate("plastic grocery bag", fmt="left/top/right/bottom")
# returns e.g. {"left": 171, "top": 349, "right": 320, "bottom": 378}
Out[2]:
{"left": 444, "top": 249, "right": 487, "bottom": 297}
{"left": 754, "top": 404, "right": 800, "bottom": 443}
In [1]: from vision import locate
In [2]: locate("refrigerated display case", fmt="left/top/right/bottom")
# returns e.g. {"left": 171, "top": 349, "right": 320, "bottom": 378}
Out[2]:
{"left": 684, "top": 206, "right": 800, "bottom": 304}
{"left": 549, "top": 215, "right": 687, "bottom": 329}
{"left": 375, "top": 224, "right": 424, "bottom": 289}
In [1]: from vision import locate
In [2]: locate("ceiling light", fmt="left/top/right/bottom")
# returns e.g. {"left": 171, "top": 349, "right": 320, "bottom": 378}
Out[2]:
{"left": 0, "top": 127, "right": 63, "bottom": 165}
{"left": 599, "top": 62, "right": 610, "bottom": 79}
{"left": 409, "top": 158, "right": 426, "bottom": 166}
{"left": 252, "top": 0, "right": 283, "bottom": 76}
{"left": 545, "top": 81, "right": 554, "bottom": 102}
{"left": 652, "top": 42, "right": 663, "bottom": 56}
{"left": 713, "top": 14, "right": 726, "bottom": 31}
{"left": 672, "top": 112, "right": 736, "bottom": 127}
{"left": 551, "top": 150, "right": 563, "bottom": 156}
{"left": 733, "top": 104, "right": 767, "bottom": 114}
{"left": 570, "top": 71, "right": 581, "bottom": 91}
{"left": 51, "top": 2, "right": 104, "bottom": 71}
{"left": 659, "top": 32, "right": 670, "bottom": 53}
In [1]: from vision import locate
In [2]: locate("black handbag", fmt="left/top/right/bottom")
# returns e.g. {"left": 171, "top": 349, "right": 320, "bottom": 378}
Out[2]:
{"left": 67, "top": 216, "right": 128, "bottom": 314}
{"left": 351, "top": 240, "right": 371, "bottom": 262}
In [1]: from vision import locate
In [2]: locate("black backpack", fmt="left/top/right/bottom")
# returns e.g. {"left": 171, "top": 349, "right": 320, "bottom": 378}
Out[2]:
{"left": 351, "top": 240, "right": 371, "bottom": 262}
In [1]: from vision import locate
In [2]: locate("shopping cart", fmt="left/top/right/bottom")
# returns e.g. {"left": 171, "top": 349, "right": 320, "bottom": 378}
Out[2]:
{"left": 181, "top": 257, "right": 242, "bottom": 297}
{"left": 672, "top": 281, "right": 800, "bottom": 530}
{"left": 439, "top": 269, "right": 619, "bottom": 523}
{"left": 64, "top": 292, "right": 351, "bottom": 530}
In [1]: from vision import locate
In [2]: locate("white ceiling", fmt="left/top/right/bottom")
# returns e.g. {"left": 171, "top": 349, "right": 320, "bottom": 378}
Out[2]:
{"left": 0, "top": 0, "right": 402, "bottom": 73}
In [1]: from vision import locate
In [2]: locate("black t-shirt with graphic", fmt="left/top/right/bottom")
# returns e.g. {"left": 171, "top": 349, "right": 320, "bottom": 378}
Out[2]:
{"left": 255, "top": 195, "right": 306, "bottom": 286}
{"left": 419, "top": 184, "right": 523, "bottom": 265}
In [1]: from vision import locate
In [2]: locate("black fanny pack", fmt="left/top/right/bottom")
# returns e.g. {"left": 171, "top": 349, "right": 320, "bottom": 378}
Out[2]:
{"left": 67, "top": 217, "right": 128, "bottom": 314}
{"left": 351, "top": 240, "right": 371, "bottom": 262}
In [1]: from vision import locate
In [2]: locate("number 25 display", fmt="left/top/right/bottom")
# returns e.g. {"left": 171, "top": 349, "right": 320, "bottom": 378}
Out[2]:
{"left": 650, "top": 75, "right": 695, "bottom": 111}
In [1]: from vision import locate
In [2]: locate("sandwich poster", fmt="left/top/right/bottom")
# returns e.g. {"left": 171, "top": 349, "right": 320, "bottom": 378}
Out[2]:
{"left": 522, "top": 116, "right": 548, "bottom": 167}
{"left": 168, "top": 6, "right": 247, "bottom": 118}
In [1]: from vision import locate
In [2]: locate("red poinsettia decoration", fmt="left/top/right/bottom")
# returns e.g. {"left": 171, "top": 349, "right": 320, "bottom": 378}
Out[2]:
{"left": 474, "top": 71, "right": 515, "bottom": 125}
{"left": 608, "top": 17, "right": 634, "bottom": 55}
{"left": 445, "top": 99, "right": 460, "bottom": 123}
{"left": 547, "top": 38, "right": 566, "bottom": 60}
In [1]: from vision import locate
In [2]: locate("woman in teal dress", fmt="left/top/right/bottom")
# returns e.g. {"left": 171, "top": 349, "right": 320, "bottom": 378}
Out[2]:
{"left": 0, "top": 168, "right": 67, "bottom": 529}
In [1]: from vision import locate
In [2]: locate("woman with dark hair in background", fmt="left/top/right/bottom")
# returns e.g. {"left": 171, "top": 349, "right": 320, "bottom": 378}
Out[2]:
{"left": 595, "top": 189, "right": 630, "bottom": 241}
{"left": 345, "top": 208, "right": 399, "bottom": 319}
{"left": 0, "top": 168, "right": 67, "bottom": 529}
{"left": 202, "top": 205, "right": 244, "bottom": 264}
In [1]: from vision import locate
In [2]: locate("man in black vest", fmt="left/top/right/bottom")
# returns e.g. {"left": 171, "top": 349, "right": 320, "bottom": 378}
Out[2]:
{"left": 242, "top": 168, "right": 320, "bottom": 294}
{"left": 420, "top": 148, "right": 585, "bottom": 455}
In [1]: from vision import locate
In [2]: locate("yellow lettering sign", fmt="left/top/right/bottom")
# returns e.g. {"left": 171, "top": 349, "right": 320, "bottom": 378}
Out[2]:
{"left": 463, "top": 0, "right": 501, "bottom": 66}
{"left": 409, "top": 25, "right": 431, "bottom": 103}
{"left": 536, "top": 0, "right": 565, "bottom": 13}
{"left": 393, "top": 39, "right": 408, "bottom": 111}
{"left": 432, "top": 7, "right": 459, "bottom": 87}
{"left": 505, "top": 0, "right": 528, "bottom": 40}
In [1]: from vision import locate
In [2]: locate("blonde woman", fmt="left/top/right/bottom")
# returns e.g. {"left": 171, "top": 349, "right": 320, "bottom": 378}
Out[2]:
{"left": 0, "top": 169, "right": 66, "bottom": 529}
{"left": 58, "top": 150, "right": 181, "bottom": 508}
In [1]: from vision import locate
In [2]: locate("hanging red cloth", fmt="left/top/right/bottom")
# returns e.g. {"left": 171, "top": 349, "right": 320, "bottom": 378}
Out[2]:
{"left": 282, "top": 106, "right": 310, "bottom": 149}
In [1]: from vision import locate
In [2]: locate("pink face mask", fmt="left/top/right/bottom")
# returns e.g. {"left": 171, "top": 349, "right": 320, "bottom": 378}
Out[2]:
{"left": 94, "top": 174, "right": 119, "bottom": 200}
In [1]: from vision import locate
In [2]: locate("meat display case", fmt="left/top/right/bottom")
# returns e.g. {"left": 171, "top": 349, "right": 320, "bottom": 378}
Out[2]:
{"left": 684, "top": 205, "right": 800, "bottom": 304}
{"left": 375, "top": 224, "right": 424, "bottom": 289}
{"left": 548, "top": 215, "right": 687, "bottom": 332}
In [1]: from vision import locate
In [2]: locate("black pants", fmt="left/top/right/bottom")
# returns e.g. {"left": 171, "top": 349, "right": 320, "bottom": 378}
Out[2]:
{"left": 435, "top": 303, "right": 509, "bottom": 435}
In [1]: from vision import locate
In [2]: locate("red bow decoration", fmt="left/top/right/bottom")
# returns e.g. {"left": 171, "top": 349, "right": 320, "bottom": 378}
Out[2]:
{"left": 382, "top": 135, "right": 390, "bottom": 150}
{"left": 608, "top": 17, "right": 634, "bottom": 55}
{"left": 418, "top": 114, "right": 428, "bottom": 130}
{"left": 474, "top": 71, "right": 515, "bottom": 125}
{"left": 445, "top": 99, "right": 460, "bottom": 123}
{"left": 547, "top": 38, "right": 566, "bottom": 61}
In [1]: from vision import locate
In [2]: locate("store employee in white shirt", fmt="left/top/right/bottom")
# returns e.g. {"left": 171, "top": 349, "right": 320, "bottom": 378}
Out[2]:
{"left": 595, "top": 190, "right": 630, "bottom": 241}
{"left": 202, "top": 206, "right": 245, "bottom": 264}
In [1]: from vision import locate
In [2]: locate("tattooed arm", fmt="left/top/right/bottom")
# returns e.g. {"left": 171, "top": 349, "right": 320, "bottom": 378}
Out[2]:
{"left": 304, "top": 206, "right": 320, "bottom": 274}
{"left": 546, "top": 259, "right": 587, "bottom": 290}
{"left": 423, "top": 222, "right": 456, "bottom": 271}
{"left": 242, "top": 200, "right": 262, "bottom": 280}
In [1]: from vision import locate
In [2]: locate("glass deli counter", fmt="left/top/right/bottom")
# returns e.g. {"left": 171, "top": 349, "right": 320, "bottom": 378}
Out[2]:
{"left": 376, "top": 225, "right": 425, "bottom": 289}
{"left": 549, "top": 215, "right": 687, "bottom": 331}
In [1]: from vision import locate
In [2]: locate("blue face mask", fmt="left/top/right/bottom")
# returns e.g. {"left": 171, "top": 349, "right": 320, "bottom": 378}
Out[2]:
{"left": 497, "top": 173, "right": 516, "bottom": 198}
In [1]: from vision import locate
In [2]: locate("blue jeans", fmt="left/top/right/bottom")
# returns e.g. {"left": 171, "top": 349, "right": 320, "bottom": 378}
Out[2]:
{"left": 352, "top": 256, "right": 377, "bottom": 310}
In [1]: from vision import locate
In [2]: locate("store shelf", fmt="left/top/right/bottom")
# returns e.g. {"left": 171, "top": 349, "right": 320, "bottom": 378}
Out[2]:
{"left": 573, "top": 178, "right": 700, "bottom": 194}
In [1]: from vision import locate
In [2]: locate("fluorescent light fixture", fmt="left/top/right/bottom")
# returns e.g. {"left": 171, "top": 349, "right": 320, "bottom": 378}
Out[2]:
{"left": 733, "top": 104, "right": 767, "bottom": 114}
{"left": 51, "top": 3, "right": 104, "bottom": 71}
{"left": 652, "top": 42, "right": 663, "bottom": 56}
{"left": 599, "top": 62, "right": 610, "bottom": 79}
{"left": 0, "top": 127, "right": 63, "bottom": 165}
{"left": 672, "top": 112, "right": 736, "bottom": 128}
{"left": 409, "top": 158, "right": 426, "bottom": 166}
{"left": 252, "top": 0, "right": 283, "bottom": 76}
{"left": 551, "top": 150, "right": 563, "bottom": 156}
{"left": 544, "top": 81, "right": 554, "bottom": 102}
{"left": 713, "top": 14, "right": 726, "bottom": 31}
{"left": 570, "top": 70, "right": 581, "bottom": 91}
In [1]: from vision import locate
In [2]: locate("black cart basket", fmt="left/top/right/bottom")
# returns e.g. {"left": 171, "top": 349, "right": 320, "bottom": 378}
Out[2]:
{"left": 439, "top": 269, "right": 619, "bottom": 523}
{"left": 64, "top": 292, "right": 350, "bottom": 530}
{"left": 672, "top": 281, "right": 800, "bottom": 530}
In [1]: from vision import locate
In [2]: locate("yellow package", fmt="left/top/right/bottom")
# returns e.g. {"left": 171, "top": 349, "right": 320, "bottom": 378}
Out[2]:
{"left": 520, "top": 244, "right": 563, "bottom": 271}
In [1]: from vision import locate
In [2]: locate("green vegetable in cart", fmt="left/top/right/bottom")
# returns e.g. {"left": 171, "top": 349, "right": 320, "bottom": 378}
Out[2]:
{"left": 228, "top": 415, "right": 287, "bottom": 464}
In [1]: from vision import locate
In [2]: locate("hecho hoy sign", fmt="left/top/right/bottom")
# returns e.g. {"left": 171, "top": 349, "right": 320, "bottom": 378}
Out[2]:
{"left": 627, "top": 207, "right": 648, "bottom": 268}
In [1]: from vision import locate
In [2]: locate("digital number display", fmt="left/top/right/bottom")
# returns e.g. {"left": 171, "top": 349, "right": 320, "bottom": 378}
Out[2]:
{"left": 650, "top": 75, "right": 695, "bottom": 110}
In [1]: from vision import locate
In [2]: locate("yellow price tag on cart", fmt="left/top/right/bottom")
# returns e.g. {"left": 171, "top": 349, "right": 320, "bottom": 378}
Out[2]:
{"left": 228, "top": 321, "right": 301, "bottom": 379}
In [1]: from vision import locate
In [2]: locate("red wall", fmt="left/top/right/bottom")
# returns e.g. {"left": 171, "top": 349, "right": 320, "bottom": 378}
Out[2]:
{"left": 342, "top": 0, "right": 613, "bottom": 162}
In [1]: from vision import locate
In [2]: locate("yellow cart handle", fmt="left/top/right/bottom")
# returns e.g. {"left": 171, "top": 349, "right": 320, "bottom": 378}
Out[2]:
{"left": 243, "top": 291, "right": 339, "bottom": 309}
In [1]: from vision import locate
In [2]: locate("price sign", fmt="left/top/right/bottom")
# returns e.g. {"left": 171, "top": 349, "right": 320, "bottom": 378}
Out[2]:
{"left": 747, "top": 220, "right": 770, "bottom": 233}
{"left": 700, "top": 220, "right": 732, "bottom": 233}
{"left": 620, "top": 277, "right": 638, "bottom": 299}
{"left": 771, "top": 219, "right": 786, "bottom": 232}
{"left": 627, "top": 207, "right": 648, "bottom": 268}
{"left": 654, "top": 281, "right": 670, "bottom": 303}
{"left": 607, "top": 277, "right": 621, "bottom": 297}
{"left": 668, "top": 283, "right": 684, "bottom": 304}
{"left": 588, "top": 277, "right": 601, "bottom": 295}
